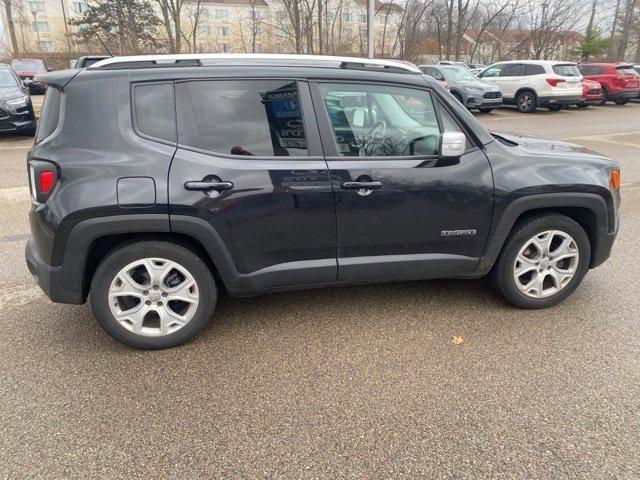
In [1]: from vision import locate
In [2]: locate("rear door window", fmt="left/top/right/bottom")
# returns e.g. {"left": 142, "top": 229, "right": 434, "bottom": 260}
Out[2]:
{"left": 35, "top": 87, "right": 62, "bottom": 143}
{"left": 553, "top": 64, "right": 581, "bottom": 77}
{"left": 523, "top": 64, "right": 545, "bottom": 76}
{"left": 176, "top": 79, "right": 307, "bottom": 156}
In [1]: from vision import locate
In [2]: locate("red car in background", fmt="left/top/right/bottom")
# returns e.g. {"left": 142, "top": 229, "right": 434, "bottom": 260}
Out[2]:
{"left": 576, "top": 79, "right": 603, "bottom": 108}
{"left": 577, "top": 63, "right": 640, "bottom": 105}
{"left": 9, "top": 58, "right": 48, "bottom": 93}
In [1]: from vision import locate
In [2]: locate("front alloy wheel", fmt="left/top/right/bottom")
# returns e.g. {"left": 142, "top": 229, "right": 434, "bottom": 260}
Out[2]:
{"left": 513, "top": 230, "right": 579, "bottom": 299}
{"left": 490, "top": 213, "right": 590, "bottom": 309}
{"left": 516, "top": 92, "right": 537, "bottom": 113}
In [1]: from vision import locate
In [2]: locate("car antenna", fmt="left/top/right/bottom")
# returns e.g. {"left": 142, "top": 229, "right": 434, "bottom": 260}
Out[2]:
{"left": 94, "top": 33, "right": 113, "bottom": 57}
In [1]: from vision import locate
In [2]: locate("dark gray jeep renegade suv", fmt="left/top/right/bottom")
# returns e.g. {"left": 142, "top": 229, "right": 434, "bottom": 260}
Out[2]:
{"left": 25, "top": 54, "right": 620, "bottom": 349}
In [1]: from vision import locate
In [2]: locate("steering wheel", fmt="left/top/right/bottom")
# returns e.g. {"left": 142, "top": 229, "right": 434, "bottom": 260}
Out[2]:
{"left": 370, "top": 120, "right": 387, "bottom": 139}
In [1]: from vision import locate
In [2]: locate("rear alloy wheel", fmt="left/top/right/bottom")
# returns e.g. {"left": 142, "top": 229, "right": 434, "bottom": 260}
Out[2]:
{"left": 491, "top": 214, "right": 590, "bottom": 309}
{"left": 516, "top": 91, "right": 537, "bottom": 113}
{"left": 614, "top": 98, "right": 629, "bottom": 105}
{"left": 90, "top": 241, "right": 216, "bottom": 349}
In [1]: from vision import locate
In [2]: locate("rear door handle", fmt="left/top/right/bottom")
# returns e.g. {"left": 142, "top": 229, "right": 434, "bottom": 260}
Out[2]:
{"left": 184, "top": 181, "right": 234, "bottom": 191}
{"left": 341, "top": 181, "right": 383, "bottom": 190}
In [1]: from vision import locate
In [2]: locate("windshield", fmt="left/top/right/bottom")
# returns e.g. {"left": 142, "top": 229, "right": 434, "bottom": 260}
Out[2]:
{"left": 0, "top": 69, "right": 19, "bottom": 88}
{"left": 10, "top": 59, "right": 45, "bottom": 72}
{"left": 441, "top": 67, "right": 476, "bottom": 82}
{"left": 553, "top": 64, "right": 580, "bottom": 77}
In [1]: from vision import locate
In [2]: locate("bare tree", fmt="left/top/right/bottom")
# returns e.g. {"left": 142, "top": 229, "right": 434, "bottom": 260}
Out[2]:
{"left": 2, "top": 0, "right": 20, "bottom": 55}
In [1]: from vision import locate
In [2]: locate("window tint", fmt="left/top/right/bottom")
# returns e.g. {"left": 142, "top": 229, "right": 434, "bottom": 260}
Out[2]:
{"left": 523, "top": 64, "right": 545, "bottom": 75}
{"left": 427, "top": 68, "right": 445, "bottom": 81}
{"left": 616, "top": 66, "right": 638, "bottom": 75}
{"left": 177, "top": 80, "right": 307, "bottom": 156}
{"left": 480, "top": 65, "right": 502, "bottom": 77}
{"left": 134, "top": 83, "right": 176, "bottom": 143}
{"left": 35, "top": 87, "right": 62, "bottom": 142}
{"left": 501, "top": 64, "right": 523, "bottom": 76}
{"left": 319, "top": 83, "right": 443, "bottom": 157}
{"left": 553, "top": 64, "right": 580, "bottom": 77}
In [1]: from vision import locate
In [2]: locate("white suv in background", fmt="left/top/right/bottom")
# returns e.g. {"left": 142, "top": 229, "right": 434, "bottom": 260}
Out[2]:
{"left": 478, "top": 60, "right": 583, "bottom": 113}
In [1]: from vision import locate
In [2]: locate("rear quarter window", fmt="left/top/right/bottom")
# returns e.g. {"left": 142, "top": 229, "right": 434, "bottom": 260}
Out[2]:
{"left": 616, "top": 66, "right": 638, "bottom": 75}
{"left": 133, "top": 83, "right": 176, "bottom": 143}
{"left": 35, "top": 87, "right": 62, "bottom": 143}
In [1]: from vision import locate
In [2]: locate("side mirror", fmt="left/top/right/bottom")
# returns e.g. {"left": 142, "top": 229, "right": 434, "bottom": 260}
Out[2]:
{"left": 441, "top": 131, "right": 466, "bottom": 158}
{"left": 352, "top": 109, "right": 366, "bottom": 128}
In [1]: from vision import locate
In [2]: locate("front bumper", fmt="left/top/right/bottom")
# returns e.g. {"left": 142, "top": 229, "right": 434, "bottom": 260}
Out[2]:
{"left": 466, "top": 93, "right": 503, "bottom": 109}
{"left": 0, "top": 104, "right": 36, "bottom": 133}
{"left": 25, "top": 236, "right": 85, "bottom": 304}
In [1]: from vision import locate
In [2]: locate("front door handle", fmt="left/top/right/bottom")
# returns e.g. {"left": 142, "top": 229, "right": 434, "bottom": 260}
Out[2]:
{"left": 184, "top": 180, "right": 234, "bottom": 191}
{"left": 341, "top": 181, "right": 383, "bottom": 190}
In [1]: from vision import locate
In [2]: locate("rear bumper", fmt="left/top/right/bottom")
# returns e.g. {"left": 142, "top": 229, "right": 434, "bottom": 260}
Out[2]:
{"left": 25, "top": 236, "right": 85, "bottom": 304}
{"left": 539, "top": 95, "right": 582, "bottom": 106}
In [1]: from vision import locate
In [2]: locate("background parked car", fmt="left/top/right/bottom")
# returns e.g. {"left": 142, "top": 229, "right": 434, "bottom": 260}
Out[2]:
{"left": 9, "top": 58, "right": 48, "bottom": 93}
{"left": 467, "top": 64, "right": 486, "bottom": 75}
{"left": 74, "top": 55, "right": 111, "bottom": 68}
{"left": 420, "top": 65, "right": 502, "bottom": 112}
{"left": 0, "top": 64, "right": 36, "bottom": 135}
{"left": 577, "top": 63, "right": 640, "bottom": 105}
{"left": 576, "top": 79, "right": 603, "bottom": 108}
{"left": 478, "top": 60, "right": 583, "bottom": 113}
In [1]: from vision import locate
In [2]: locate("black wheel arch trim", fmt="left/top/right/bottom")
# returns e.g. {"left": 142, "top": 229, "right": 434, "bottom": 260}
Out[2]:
{"left": 476, "top": 192, "right": 616, "bottom": 273}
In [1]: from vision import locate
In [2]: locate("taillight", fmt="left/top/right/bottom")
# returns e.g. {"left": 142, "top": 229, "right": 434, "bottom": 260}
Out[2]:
{"left": 28, "top": 159, "right": 58, "bottom": 203}
{"left": 40, "top": 171, "right": 55, "bottom": 194}
{"left": 546, "top": 78, "right": 566, "bottom": 87}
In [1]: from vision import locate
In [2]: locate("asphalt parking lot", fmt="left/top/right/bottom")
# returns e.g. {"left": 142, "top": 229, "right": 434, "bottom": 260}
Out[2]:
{"left": 1, "top": 99, "right": 640, "bottom": 479}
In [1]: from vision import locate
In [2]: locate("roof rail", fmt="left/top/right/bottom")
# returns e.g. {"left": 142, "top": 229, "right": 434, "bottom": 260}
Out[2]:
{"left": 88, "top": 53, "right": 421, "bottom": 74}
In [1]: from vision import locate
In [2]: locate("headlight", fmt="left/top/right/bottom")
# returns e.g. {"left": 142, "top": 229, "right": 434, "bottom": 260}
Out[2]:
{"left": 5, "top": 96, "right": 28, "bottom": 107}
{"left": 464, "top": 86, "right": 482, "bottom": 92}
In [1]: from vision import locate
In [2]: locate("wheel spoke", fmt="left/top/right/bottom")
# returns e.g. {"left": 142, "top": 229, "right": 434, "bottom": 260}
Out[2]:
{"left": 112, "top": 271, "right": 145, "bottom": 297}
{"left": 165, "top": 278, "right": 198, "bottom": 304}
{"left": 515, "top": 254, "right": 537, "bottom": 277}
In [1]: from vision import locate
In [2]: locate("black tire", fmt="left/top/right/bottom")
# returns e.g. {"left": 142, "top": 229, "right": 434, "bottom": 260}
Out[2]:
{"left": 90, "top": 240, "right": 217, "bottom": 349}
{"left": 613, "top": 98, "right": 629, "bottom": 105}
{"left": 547, "top": 104, "right": 562, "bottom": 111}
{"left": 490, "top": 213, "right": 591, "bottom": 309}
{"left": 478, "top": 107, "right": 493, "bottom": 113}
{"left": 576, "top": 103, "right": 589, "bottom": 109}
{"left": 515, "top": 90, "right": 537, "bottom": 113}
{"left": 598, "top": 87, "right": 608, "bottom": 105}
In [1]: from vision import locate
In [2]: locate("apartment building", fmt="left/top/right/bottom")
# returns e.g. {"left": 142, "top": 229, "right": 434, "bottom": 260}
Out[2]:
{"left": 1, "top": 0, "right": 403, "bottom": 57}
